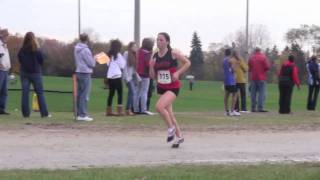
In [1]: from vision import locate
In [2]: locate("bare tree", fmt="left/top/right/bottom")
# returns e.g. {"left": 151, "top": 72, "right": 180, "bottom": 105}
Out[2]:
{"left": 285, "top": 24, "right": 320, "bottom": 53}
{"left": 82, "top": 27, "right": 101, "bottom": 43}
{"left": 225, "top": 24, "right": 271, "bottom": 57}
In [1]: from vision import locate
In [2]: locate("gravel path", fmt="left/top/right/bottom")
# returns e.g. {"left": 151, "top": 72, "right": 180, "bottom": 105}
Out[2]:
{"left": 0, "top": 126, "right": 319, "bottom": 169}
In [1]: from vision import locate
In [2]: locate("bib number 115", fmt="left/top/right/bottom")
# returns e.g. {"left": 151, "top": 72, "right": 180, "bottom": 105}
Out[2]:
{"left": 157, "top": 70, "right": 172, "bottom": 84}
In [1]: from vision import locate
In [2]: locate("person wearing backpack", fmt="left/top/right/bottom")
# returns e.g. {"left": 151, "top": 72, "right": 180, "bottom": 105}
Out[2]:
{"left": 278, "top": 55, "right": 300, "bottom": 114}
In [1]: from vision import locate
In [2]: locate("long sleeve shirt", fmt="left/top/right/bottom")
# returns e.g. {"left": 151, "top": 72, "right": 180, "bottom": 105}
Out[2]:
{"left": 107, "top": 53, "right": 126, "bottom": 79}
{"left": 230, "top": 58, "right": 248, "bottom": 83}
{"left": 279, "top": 60, "right": 300, "bottom": 86}
{"left": 18, "top": 49, "right": 43, "bottom": 73}
{"left": 248, "top": 52, "right": 270, "bottom": 81}
{"left": 74, "top": 43, "right": 96, "bottom": 74}
{"left": 0, "top": 40, "right": 11, "bottom": 71}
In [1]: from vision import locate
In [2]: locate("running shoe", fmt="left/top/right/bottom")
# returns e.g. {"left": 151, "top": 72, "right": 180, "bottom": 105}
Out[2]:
{"left": 230, "top": 111, "right": 241, "bottom": 116}
{"left": 172, "top": 137, "right": 184, "bottom": 148}
{"left": 167, "top": 127, "right": 176, "bottom": 142}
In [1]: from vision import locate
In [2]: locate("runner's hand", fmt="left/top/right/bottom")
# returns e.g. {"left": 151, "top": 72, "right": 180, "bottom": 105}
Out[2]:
{"left": 172, "top": 72, "right": 179, "bottom": 82}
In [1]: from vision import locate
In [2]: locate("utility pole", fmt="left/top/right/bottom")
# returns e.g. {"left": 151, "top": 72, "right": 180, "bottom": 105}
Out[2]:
{"left": 78, "top": 0, "right": 81, "bottom": 36}
{"left": 245, "top": 0, "right": 249, "bottom": 56}
{"left": 134, "top": 0, "right": 140, "bottom": 46}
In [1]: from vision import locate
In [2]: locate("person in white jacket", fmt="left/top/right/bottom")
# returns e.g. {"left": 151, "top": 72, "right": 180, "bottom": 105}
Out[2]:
{"left": 123, "top": 42, "right": 139, "bottom": 115}
{"left": 0, "top": 28, "right": 11, "bottom": 115}
{"left": 106, "top": 40, "right": 126, "bottom": 116}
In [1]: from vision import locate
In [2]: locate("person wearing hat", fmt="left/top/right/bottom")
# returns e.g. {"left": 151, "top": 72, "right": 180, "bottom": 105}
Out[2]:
{"left": 0, "top": 28, "right": 11, "bottom": 115}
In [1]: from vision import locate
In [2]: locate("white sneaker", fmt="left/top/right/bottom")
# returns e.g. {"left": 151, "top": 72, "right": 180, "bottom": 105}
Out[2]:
{"left": 76, "top": 116, "right": 93, "bottom": 121}
{"left": 230, "top": 111, "right": 241, "bottom": 116}
{"left": 42, "top": 114, "right": 52, "bottom": 118}
{"left": 167, "top": 127, "right": 176, "bottom": 142}
{"left": 144, "top": 111, "right": 156, "bottom": 115}
{"left": 172, "top": 137, "right": 184, "bottom": 148}
{"left": 224, "top": 111, "right": 230, "bottom": 116}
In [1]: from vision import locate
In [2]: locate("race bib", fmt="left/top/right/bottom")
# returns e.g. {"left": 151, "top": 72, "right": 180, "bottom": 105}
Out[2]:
{"left": 157, "top": 70, "right": 172, "bottom": 84}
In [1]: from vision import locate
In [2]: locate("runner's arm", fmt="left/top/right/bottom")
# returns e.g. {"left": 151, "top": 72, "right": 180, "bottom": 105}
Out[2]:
{"left": 172, "top": 50, "right": 191, "bottom": 81}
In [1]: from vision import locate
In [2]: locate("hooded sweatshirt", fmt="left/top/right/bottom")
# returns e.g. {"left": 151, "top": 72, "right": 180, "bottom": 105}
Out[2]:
{"left": 0, "top": 39, "right": 11, "bottom": 71}
{"left": 279, "top": 60, "right": 300, "bottom": 86}
{"left": 136, "top": 48, "right": 151, "bottom": 78}
{"left": 248, "top": 52, "right": 270, "bottom": 81}
{"left": 74, "top": 42, "right": 95, "bottom": 73}
{"left": 306, "top": 59, "right": 319, "bottom": 86}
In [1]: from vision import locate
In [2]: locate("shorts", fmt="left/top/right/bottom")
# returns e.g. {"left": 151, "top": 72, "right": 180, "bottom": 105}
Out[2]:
{"left": 157, "top": 87, "right": 180, "bottom": 97}
{"left": 225, "top": 85, "right": 237, "bottom": 93}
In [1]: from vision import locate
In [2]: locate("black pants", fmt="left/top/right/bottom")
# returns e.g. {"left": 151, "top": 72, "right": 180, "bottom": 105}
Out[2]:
{"left": 279, "top": 83, "right": 294, "bottom": 114}
{"left": 189, "top": 82, "right": 193, "bottom": 91}
{"left": 307, "top": 85, "right": 320, "bottom": 110}
{"left": 235, "top": 83, "right": 247, "bottom": 111}
{"left": 107, "top": 78, "right": 123, "bottom": 106}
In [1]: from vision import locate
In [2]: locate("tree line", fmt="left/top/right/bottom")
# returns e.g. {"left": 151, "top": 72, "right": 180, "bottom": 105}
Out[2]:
{"left": 190, "top": 24, "right": 320, "bottom": 83}
{"left": 6, "top": 24, "right": 320, "bottom": 83}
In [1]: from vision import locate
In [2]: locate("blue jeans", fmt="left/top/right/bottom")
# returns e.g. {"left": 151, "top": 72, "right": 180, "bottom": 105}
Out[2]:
{"left": 0, "top": 71, "right": 8, "bottom": 112}
{"left": 134, "top": 77, "right": 150, "bottom": 113}
{"left": 76, "top": 73, "right": 91, "bottom": 117}
{"left": 126, "top": 80, "right": 137, "bottom": 111}
{"left": 20, "top": 73, "right": 49, "bottom": 117}
{"left": 250, "top": 80, "right": 266, "bottom": 111}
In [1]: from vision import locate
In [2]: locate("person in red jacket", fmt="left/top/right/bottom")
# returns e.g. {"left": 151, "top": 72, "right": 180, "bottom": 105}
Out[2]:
{"left": 278, "top": 55, "right": 300, "bottom": 114}
{"left": 133, "top": 38, "right": 154, "bottom": 115}
{"left": 248, "top": 47, "right": 270, "bottom": 112}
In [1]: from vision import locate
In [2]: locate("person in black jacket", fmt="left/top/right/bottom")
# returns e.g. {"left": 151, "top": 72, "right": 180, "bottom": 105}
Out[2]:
{"left": 18, "top": 32, "right": 50, "bottom": 118}
{"left": 278, "top": 55, "right": 300, "bottom": 114}
{"left": 306, "top": 56, "right": 320, "bottom": 110}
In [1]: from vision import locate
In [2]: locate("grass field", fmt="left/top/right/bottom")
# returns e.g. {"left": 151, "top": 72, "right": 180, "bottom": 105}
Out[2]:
{"left": 1, "top": 76, "right": 319, "bottom": 131}
{"left": 1, "top": 76, "right": 320, "bottom": 179}
{"left": 1, "top": 164, "right": 320, "bottom": 180}
{"left": 3, "top": 76, "right": 319, "bottom": 127}
{"left": 5, "top": 76, "right": 309, "bottom": 113}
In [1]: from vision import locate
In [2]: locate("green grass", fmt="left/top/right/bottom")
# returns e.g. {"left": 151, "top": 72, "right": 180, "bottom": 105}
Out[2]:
{"left": 6, "top": 76, "right": 311, "bottom": 112}
{"left": 3, "top": 76, "right": 320, "bottom": 129}
{"left": 1, "top": 164, "right": 320, "bottom": 180}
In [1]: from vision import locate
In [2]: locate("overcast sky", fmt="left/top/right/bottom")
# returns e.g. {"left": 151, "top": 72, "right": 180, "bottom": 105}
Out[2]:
{"left": 1, "top": 0, "right": 319, "bottom": 54}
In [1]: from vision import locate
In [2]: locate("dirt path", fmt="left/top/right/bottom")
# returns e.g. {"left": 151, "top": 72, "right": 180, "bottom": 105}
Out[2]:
{"left": 0, "top": 126, "right": 319, "bottom": 170}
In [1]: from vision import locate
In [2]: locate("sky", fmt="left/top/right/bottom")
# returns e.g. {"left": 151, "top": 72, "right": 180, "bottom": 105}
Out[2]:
{"left": 1, "top": 0, "right": 319, "bottom": 54}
